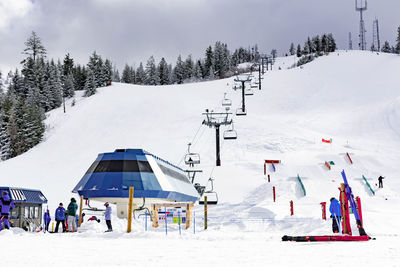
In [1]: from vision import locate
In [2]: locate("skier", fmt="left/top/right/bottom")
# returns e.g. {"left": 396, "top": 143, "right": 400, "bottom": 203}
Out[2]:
{"left": 0, "top": 191, "right": 15, "bottom": 231}
{"left": 67, "top": 198, "right": 78, "bottom": 232}
{"left": 88, "top": 216, "right": 100, "bottom": 223}
{"left": 43, "top": 209, "right": 51, "bottom": 232}
{"left": 329, "top": 197, "right": 342, "bottom": 233}
{"left": 54, "top": 203, "right": 66, "bottom": 233}
{"left": 378, "top": 176, "right": 385, "bottom": 188}
{"left": 104, "top": 202, "right": 112, "bottom": 232}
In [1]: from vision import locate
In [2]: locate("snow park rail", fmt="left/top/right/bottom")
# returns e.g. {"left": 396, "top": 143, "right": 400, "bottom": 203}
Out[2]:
{"left": 297, "top": 174, "right": 306, "bottom": 196}
{"left": 362, "top": 175, "right": 375, "bottom": 195}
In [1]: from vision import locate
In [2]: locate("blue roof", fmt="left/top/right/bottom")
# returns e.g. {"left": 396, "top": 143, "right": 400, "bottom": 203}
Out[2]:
{"left": 0, "top": 187, "right": 48, "bottom": 204}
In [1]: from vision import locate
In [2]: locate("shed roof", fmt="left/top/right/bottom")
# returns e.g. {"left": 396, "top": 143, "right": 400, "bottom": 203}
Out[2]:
{"left": 0, "top": 187, "right": 47, "bottom": 204}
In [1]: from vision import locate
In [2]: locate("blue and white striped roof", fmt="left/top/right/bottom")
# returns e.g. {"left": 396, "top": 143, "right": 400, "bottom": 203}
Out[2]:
{"left": 0, "top": 187, "right": 48, "bottom": 204}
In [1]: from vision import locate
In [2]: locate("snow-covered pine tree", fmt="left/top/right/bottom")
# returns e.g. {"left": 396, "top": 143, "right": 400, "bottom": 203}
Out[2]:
{"left": 0, "top": 110, "right": 11, "bottom": 161}
{"left": 396, "top": 26, "right": 400, "bottom": 54}
{"left": 48, "top": 63, "right": 63, "bottom": 109}
{"left": 63, "top": 53, "right": 74, "bottom": 76}
{"left": 302, "top": 41, "right": 310, "bottom": 55}
{"left": 135, "top": 63, "right": 146, "bottom": 85}
{"left": 381, "top": 41, "right": 392, "bottom": 53}
{"left": 84, "top": 70, "right": 97, "bottom": 97}
{"left": 173, "top": 55, "right": 185, "bottom": 84}
{"left": 204, "top": 46, "right": 213, "bottom": 78}
{"left": 112, "top": 64, "right": 121, "bottom": 82}
{"left": 312, "top": 36, "right": 322, "bottom": 53}
{"left": 121, "top": 64, "right": 132, "bottom": 83}
{"left": 193, "top": 60, "right": 203, "bottom": 80}
{"left": 289, "top": 43, "right": 295, "bottom": 55}
{"left": 296, "top": 44, "right": 302, "bottom": 57}
{"left": 158, "top": 57, "right": 170, "bottom": 85}
{"left": 184, "top": 55, "right": 194, "bottom": 81}
{"left": 63, "top": 73, "right": 75, "bottom": 98}
{"left": 145, "top": 56, "right": 159, "bottom": 85}
{"left": 327, "top": 34, "right": 336, "bottom": 52}
{"left": 104, "top": 59, "right": 113, "bottom": 86}
{"left": 22, "top": 31, "right": 46, "bottom": 62}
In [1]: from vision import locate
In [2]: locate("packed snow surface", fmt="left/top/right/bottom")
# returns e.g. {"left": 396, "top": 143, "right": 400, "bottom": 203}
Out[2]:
{"left": 1, "top": 51, "right": 400, "bottom": 266}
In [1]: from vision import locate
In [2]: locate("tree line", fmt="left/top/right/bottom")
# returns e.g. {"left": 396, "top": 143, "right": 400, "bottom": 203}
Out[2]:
{"left": 0, "top": 32, "right": 112, "bottom": 160}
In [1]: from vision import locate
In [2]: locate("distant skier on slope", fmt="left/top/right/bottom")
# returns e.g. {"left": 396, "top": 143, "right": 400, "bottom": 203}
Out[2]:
{"left": 329, "top": 197, "right": 342, "bottom": 233}
{"left": 0, "top": 191, "right": 15, "bottom": 231}
{"left": 378, "top": 176, "right": 385, "bottom": 188}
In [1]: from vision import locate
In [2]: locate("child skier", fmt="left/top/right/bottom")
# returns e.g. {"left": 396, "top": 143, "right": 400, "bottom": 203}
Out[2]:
{"left": 329, "top": 197, "right": 342, "bottom": 233}
{"left": 43, "top": 209, "right": 51, "bottom": 232}
{"left": 0, "top": 191, "right": 15, "bottom": 231}
{"left": 104, "top": 202, "right": 112, "bottom": 232}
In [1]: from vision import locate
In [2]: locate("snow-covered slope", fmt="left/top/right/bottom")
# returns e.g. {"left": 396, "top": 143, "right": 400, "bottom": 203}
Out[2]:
{"left": 1, "top": 50, "right": 400, "bottom": 266}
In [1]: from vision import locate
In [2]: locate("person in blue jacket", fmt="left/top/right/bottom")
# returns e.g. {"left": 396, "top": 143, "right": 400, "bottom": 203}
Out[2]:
{"left": 329, "top": 197, "right": 342, "bottom": 233}
{"left": 54, "top": 203, "right": 66, "bottom": 233}
{"left": 104, "top": 202, "right": 112, "bottom": 232}
{"left": 0, "top": 191, "right": 15, "bottom": 231}
{"left": 43, "top": 209, "right": 51, "bottom": 232}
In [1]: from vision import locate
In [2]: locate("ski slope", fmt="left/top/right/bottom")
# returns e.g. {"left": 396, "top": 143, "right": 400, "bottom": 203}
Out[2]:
{"left": 1, "top": 50, "right": 400, "bottom": 266}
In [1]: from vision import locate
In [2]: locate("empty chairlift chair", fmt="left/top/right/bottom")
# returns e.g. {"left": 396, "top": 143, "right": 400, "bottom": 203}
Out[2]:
{"left": 245, "top": 88, "right": 254, "bottom": 96}
{"left": 199, "top": 178, "right": 218, "bottom": 205}
{"left": 221, "top": 93, "right": 232, "bottom": 107}
{"left": 184, "top": 143, "right": 200, "bottom": 167}
{"left": 223, "top": 123, "right": 237, "bottom": 140}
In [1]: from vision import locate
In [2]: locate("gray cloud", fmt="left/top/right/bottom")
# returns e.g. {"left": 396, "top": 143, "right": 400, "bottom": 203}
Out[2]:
{"left": 0, "top": 0, "right": 399, "bottom": 74}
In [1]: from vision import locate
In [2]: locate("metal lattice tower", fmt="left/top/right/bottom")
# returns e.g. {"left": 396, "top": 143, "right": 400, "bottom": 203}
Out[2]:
{"left": 372, "top": 19, "right": 380, "bottom": 51}
{"left": 355, "top": 0, "right": 367, "bottom": 50}
{"left": 349, "top": 32, "right": 353, "bottom": 50}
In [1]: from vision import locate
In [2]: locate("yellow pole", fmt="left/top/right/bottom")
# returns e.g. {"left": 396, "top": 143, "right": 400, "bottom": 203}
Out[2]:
{"left": 51, "top": 222, "right": 54, "bottom": 232}
{"left": 127, "top": 187, "right": 134, "bottom": 233}
{"left": 204, "top": 196, "right": 208, "bottom": 230}
{"left": 78, "top": 195, "right": 84, "bottom": 227}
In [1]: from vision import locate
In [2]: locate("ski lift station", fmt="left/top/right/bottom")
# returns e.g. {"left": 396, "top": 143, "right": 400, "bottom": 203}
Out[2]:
{"left": 72, "top": 149, "right": 199, "bottom": 218}
{"left": 0, "top": 187, "right": 48, "bottom": 231}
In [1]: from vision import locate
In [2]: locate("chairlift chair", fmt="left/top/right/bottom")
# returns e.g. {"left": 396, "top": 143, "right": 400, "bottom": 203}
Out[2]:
{"left": 236, "top": 107, "right": 247, "bottom": 116}
{"left": 198, "top": 178, "right": 218, "bottom": 205}
{"left": 184, "top": 143, "right": 200, "bottom": 166}
{"left": 223, "top": 123, "right": 237, "bottom": 140}
{"left": 245, "top": 88, "right": 254, "bottom": 96}
{"left": 251, "top": 83, "right": 258, "bottom": 89}
{"left": 221, "top": 93, "right": 232, "bottom": 106}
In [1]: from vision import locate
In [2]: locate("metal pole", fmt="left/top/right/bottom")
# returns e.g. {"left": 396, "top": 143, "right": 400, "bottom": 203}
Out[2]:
{"left": 241, "top": 81, "right": 246, "bottom": 112}
{"left": 145, "top": 209, "right": 147, "bottom": 231}
{"left": 193, "top": 211, "right": 195, "bottom": 234}
{"left": 165, "top": 207, "right": 168, "bottom": 235}
{"left": 178, "top": 210, "right": 181, "bottom": 235}
{"left": 216, "top": 125, "right": 221, "bottom": 166}
{"left": 258, "top": 64, "right": 261, "bottom": 90}
{"left": 78, "top": 195, "right": 83, "bottom": 227}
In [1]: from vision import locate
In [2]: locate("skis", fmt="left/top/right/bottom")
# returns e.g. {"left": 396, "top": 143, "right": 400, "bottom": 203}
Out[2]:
{"left": 282, "top": 235, "right": 371, "bottom": 242}
{"left": 341, "top": 170, "right": 367, "bottom": 236}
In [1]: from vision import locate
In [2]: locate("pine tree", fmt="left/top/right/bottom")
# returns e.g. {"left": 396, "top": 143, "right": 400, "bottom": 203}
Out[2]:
{"left": 381, "top": 41, "right": 392, "bottom": 53}
{"left": 396, "top": 25, "right": 400, "bottom": 54}
{"left": 112, "top": 64, "right": 120, "bottom": 82}
{"left": 158, "top": 57, "right": 170, "bottom": 85}
{"left": 22, "top": 31, "right": 46, "bottom": 62}
{"left": 145, "top": 56, "right": 159, "bottom": 85}
{"left": 296, "top": 44, "right": 302, "bottom": 57}
{"left": 0, "top": 111, "right": 11, "bottom": 161}
{"left": 271, "top": 49, "right": 278, "bottom": 59}
{"left": 121, "top": 64, "right": 132, "bottom": 83}
{"left": 104, "top": 59, "right": 113, "bottom": 86}
{"left": 204, "top": 46, "right": 213, "bottom": 78}
{"left": 63, "top": 74, "right": 75, "bottom": 98}
{"left": 289, "top": 43, "right": 295, "bottom": 55}
{"left": 184, "top": 55, "right": 194, "bottom": 81}
{"left": 135, "top": 63, "right": 146, "bottom": 85}
{"left": 312, "top": 36, "right": 322, "bottom": 53}
{"left": 193, "top": 60, "right": 203, "bottom": 80}
{"left": 84, "top": 70, "right": 97, "bottom": 97}
{"left": 173, "top": 55, "right": 185, "bottom": 84}
{"left": 63, "top": 53, "right": 74, "bottom": 76}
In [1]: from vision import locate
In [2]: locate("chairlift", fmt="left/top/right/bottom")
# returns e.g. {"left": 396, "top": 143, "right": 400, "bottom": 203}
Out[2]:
{"left": 184, "top": 143, "right": 200, "bottom": 166}
{"left": 223, "top": 123, "right": 237, "bottom": 140}
{"left": 222, "top": 93, "right": 232, "bottom": 106}
{"left": 198, "top": 178, "right": 218, "bottom": 205}
{"left": 236, "top": 107, "right": 247, "bottom": 116}
{"left": 251, "top": 83, "right": 258, "bottom": 89}
{"left": 245, "top": 88, "right": 254, "bottom": 96}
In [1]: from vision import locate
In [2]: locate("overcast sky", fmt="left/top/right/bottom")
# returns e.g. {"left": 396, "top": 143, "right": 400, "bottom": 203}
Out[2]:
{"left": 0, "top": 0, "right": 399, "bottom": 74}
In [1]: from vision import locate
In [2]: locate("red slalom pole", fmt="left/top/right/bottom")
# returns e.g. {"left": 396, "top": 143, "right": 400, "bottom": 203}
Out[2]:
{"left": 264, "top": 163, "right": 266, "bottom": 175}
{"left": 320, "top": 202, "right": 327, "bottom": 220}
{"left": 356, "top": 197, "right": 363, "bottom": 225}
{"left": 290, "top": 201, "right": 294, "bottom": 216}
{"left": 273, "top": 186, "right": 276, "bottom": 202}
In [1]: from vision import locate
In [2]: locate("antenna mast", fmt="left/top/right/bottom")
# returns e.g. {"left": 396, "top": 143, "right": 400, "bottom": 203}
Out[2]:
{"left": 349, "top": 32, "right": 353, "bottom": 50}
{"left": 372, "top": 19, "right": 380, "bottom": 51}
{"left": 355, "top": 0, "right": 367, "bottom": 50}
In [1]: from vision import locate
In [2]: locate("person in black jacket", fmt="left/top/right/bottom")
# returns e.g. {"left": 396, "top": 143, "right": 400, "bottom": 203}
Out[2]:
{"left": 378, "top": 176, "right": 385, "bottom": 188}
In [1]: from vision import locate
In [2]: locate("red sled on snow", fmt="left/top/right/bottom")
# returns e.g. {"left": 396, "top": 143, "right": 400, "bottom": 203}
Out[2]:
{"left": 322, "top": 138, "right": 332, "bottom": 144}
{"left": 282, "top": 235, "right": 372, "bottom": 242}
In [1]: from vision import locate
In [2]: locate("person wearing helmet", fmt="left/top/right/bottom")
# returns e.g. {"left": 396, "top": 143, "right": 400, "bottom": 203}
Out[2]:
{"left": 67, "top": 198, "right": 78, "bottom": 232}
{"left": 104, "top": 202, "right": 112, "bottom": 232}
{"left": 0, "top": 191, "right": 15, "bottom": 231}
{"left": 329, "top": 197, "right": 342, "bottom": 233}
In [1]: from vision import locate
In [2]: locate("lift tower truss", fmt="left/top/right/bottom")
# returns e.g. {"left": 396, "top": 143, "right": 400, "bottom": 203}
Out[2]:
{"left": 355, "top": 0, "right": 367, "bottom": 51}
{"left": 202, "top": 110, "right": 232, "bottom": 166}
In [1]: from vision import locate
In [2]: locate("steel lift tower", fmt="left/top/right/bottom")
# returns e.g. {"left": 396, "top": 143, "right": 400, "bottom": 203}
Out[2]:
{"left": 372, "top": 19, "right": 381, "bottom": 51}
{"left": 349, "top": 32, "right": 353, "bottom": 50}
{"left": 355, "top": 0, "right": 367, "bottom": 50}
